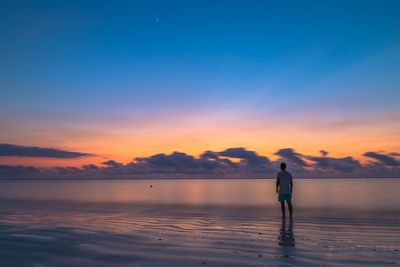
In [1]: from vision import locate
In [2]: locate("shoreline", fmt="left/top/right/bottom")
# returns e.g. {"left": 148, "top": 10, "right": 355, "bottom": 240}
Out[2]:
{"left": 1, "top": 201, "right": 399, "bottom": 267}
{"left": 1, "top": 177, "right": 400, "bottom": 181}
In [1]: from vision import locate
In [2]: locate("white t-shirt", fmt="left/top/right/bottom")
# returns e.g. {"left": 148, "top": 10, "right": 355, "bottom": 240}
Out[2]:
{"left": 276, "top": 171, "right": 293, "bottom": 194}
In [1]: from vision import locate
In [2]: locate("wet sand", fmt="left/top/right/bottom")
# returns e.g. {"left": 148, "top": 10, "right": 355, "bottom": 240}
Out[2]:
{"left": 0, "top": 200, "right": 399, "bottom": 267}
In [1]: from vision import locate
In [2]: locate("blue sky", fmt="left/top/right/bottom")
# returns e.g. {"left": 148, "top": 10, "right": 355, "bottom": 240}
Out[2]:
{"left": 0, "top": 0, "right": 399, "bottom": 167}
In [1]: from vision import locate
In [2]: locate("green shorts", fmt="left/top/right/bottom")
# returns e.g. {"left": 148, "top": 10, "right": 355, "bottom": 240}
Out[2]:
{"left": 278, "top": 193, "right": 292, "bottom": 203}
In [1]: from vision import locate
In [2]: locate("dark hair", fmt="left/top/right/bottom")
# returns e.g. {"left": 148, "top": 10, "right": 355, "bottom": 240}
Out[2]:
{"left": 280, "top": 162, "right": 286, "bottom": 170}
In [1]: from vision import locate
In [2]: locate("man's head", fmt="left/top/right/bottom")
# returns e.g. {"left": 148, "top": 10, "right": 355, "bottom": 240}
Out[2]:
{"left": 280, "top": 162, "right": 286, "bottom": 171}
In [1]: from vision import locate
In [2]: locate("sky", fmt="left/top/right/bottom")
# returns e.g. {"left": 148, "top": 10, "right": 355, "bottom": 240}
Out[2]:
{"left": 0, "top": 0, "right": 399, "bottom": 178}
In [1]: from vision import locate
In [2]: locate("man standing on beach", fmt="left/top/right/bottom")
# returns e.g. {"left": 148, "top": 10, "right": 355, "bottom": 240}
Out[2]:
{"left": 276, "top": 162, "right": 293, "bottom": 218}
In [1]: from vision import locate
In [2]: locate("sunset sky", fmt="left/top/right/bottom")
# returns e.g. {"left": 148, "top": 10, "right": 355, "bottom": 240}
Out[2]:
{"left": 0, "top": 0, "right": 399, "bottom": 174}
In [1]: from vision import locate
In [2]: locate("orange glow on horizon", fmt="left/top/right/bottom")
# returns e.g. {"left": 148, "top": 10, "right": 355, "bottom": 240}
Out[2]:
{"left": 1, "top": 109, "right": 399, "bottom": 167}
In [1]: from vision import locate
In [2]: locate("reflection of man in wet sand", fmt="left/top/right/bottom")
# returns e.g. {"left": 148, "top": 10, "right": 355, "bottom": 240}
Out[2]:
{"left": 276, "top": 162, "right": 293, "bottom": 218}
{"left": 278, "top": 218, "right": 295, "bottom": 247}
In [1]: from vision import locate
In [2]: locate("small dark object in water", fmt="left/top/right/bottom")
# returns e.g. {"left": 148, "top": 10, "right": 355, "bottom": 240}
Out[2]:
{"left": 150, "top": 185, "right": 153, "bottom": 188}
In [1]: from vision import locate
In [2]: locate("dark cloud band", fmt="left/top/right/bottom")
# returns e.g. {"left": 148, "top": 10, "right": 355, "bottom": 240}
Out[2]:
{"left": 0, "top": 144, "right": 94, "bottom": 158}
{"left": 363, "top": 152, "right": 399, "bottom": 166}
{"left": 0, "top": 146, "right": 399, "bottom": 179}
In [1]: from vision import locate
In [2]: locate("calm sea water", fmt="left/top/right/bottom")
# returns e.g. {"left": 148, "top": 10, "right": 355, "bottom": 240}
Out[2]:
{"left": 1, "top": 179, "right": 399, "bottom": 267}
{"left": 0, "top": 178, "right": 399, "bottom": 210}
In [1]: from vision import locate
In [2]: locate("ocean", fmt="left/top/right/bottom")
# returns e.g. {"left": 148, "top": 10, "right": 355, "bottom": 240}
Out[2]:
{"left": 0, "top": 178, "right": 399, "bottom": 266}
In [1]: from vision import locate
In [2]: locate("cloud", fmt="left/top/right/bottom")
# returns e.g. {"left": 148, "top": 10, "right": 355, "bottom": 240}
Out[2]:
{"left": 82, "top": 164, "right": 99, "bottom": 171}
{"left": 0, "top": 144, "right": 94, "bottom": 158}
{"left": 363, "top": 152, "right": 399, "bottom": 166}
{"left": 319, "top": 150, "right": 329, "bottom": 156}
{"left": 200, "top": 150, "right": 219, "bottom": 159}
{"left": 308, "top": 156, "right": 361, "bottom": 172}
{"left": 275, "top": 148, "right": 362, "bottom": 173}
{"left": 136, "top": 152, "right": 197, "bottom": 169}
{"left": 101, "top": 160, "right": 123, "bottom": 167}
{"left": 274, "top": 148, "right": 308, "bottom": 167}
{"left": 0, "top": 165, "right": 39, "bottom": 176}
{"left": 51, "top": 167, "right": 83, "bottom": 175}
{"left": 0, "top": 146, "right": 399, "bottom": 179}
{"left": 134, "top": 152, "right": 237, "bottom": 175}
{"left": 218, "top": 147, "right": 270, "bottom": 166}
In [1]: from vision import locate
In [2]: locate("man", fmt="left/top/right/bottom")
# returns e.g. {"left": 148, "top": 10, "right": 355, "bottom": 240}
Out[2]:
{"left": 276, "top": 162, "right": 293, "bottom": 218}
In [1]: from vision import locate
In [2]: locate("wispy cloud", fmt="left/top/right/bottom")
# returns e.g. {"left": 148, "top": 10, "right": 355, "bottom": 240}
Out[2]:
{"left": 0, "top": 144, "right": 94, "bottom": 158}
{"left": 274, "top": 148, "right": 308, "bottom": 167}
{"left": 363, "top": 151, "right": 399, "bottom": 166}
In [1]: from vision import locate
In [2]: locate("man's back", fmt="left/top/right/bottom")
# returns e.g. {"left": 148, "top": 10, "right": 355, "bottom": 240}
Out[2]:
{"left": 277, "top": 171, "right": 292, "bottom": 194}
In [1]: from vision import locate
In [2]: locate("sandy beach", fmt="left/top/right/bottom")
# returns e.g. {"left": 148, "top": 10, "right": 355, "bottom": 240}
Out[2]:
{"left": 1, "top": 199, "right": 399, "bottom": 267}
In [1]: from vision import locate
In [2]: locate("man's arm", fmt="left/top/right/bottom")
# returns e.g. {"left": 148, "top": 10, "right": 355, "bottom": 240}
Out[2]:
{"left": 290, "top": 179, "right": 293, "bottom": 193}
{"left": 276, "top": 178, "right": 280, "bottom": 193}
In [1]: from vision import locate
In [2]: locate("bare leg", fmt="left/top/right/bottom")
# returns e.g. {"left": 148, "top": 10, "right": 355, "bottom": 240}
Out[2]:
{"left": 288, "top": 202, "right": 293, "bottom": 218}
{"left": 280, "top": 202, "right": 286, "bottom": 218}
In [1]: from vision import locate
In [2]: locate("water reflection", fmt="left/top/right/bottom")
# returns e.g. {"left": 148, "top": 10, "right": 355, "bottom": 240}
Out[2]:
{"left": 278, "top": 218, "right": 295, "bottom": 247}
{"left": 0, "top": 179, "right": 399, "bottom": 210}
